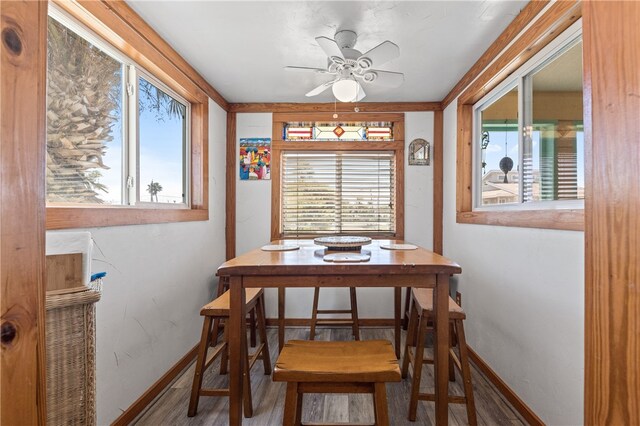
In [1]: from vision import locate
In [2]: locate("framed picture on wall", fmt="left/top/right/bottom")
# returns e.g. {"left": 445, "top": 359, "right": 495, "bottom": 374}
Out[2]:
{"left": 239, "top": 138, "right": 271, "bottom": 180}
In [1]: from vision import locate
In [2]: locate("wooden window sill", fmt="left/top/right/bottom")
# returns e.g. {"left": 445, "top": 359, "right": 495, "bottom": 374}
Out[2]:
{"left": 456, "top": 209, "right": 584, "bottom": 231}
{"left": 46, "top": 206, "right": 208, "bottom": 230}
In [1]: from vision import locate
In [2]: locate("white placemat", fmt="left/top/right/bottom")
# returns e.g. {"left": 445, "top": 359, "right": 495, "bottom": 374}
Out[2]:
{"left": 380, "top": 243, "right": 418, "bottom": 250}
{"left": 323, "top": 253, "right": 371, "bottom": 262}
{"left": 261, "top": 244, "right": 300, "bottom": 252}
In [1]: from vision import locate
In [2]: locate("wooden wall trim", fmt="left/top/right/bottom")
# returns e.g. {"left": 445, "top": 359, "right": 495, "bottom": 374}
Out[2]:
{"left": 467, "top": 346, "right": 545, "bottom": 426}
{"left": 583, "top": 2, "right": 640, "bottom": 424}
{"left": 46, "top": 207, "right": 208, "bottom": 230}
{"left": 230, "top": 102, "right": 442, "bottom": 113}
{"left": 75, "top": 0, "right": 229, "bottom": 110}
{"left": 1, "top": 1, "right": 48, "bottom": 423}
{"left": 111, "top": 344, "right": 199, "bottom": 426}
{"left": 226, "top": 112, "right": 237, "bottom": 260}
{"left": 456, "top": 209, "right": 584, "bottom": 231}
{"left": 433, "top": 110, "right": 443, "bottom": 254}
{"left": 441, "top": 1, "right": 550, "bottom": 109}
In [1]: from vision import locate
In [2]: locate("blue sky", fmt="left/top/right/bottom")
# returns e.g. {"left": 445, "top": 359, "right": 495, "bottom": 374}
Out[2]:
{"left": 97, "top": 77, "right": 185, "bottom": 204}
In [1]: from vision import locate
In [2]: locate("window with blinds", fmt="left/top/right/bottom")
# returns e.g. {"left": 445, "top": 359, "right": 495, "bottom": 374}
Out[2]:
{"left": 281, "top": 151, "right": 396, "bottom": 236}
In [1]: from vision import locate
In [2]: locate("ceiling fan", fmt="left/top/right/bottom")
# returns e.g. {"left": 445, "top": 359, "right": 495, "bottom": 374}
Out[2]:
{"left": 285, "top": 30, "right": 404, "bottom": 102}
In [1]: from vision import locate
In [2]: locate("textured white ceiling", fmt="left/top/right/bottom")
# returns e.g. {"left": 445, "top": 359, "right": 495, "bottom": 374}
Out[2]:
{"left": 127, "top": 1, "right": 529, "bottom": 103}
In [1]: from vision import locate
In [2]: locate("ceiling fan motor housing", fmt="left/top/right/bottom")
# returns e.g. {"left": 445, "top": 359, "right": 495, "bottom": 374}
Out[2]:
{"left": 334, "top": 30, "right": 358, "bottom": 49}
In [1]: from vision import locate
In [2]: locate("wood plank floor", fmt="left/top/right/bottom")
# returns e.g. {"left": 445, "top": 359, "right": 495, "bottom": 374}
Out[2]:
{"left": 135, "top": 327, "right": 528, "bottom": 425}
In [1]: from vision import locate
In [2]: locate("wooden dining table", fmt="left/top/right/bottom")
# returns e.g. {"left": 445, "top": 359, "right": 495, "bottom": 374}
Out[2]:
{"left": 217, "top": 239, "right": 462, "bottom": 425}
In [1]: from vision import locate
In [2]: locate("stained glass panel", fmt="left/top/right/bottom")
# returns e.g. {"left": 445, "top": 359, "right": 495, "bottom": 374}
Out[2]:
{"left": 284, "top": 122, "right": 394, "bottom": 141}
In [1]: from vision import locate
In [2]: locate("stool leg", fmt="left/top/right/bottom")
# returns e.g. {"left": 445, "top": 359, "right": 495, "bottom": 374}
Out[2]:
{"left": 456, "top": 319, "right": 477, "bottom": 426}
{"left": 373, "top": 382, "right": 390, "bottom": 426}
{"left": 257, "top": 293, "right": 272, "bottom": 374}
{"left": 278, "top": 287, "right": 286, "bottom": 352}
{"left": 188, "top": 316, "right": 212, "bottom": 417}
{"left": 401, "top": 295, "right": 418, "bottom": 379}
{"left": 283, "top": 382, "right": 302, "bottom": 426}
{"left": 210, "top": 279, "right": 228, "bottom": 346}
{"left": 349, "top": 287, "right": 360, "bottom": 340}
{"left": 409, "top": 313, "right": 428, "bottom": 421}
{"left": 243, "top": 332, "right": 253, "bottom": 418}
{"left": 219, "top": 319, "right": 230, "bottom": 375}
{"left": 394, "top": 287, "right": 402, "bottom": 358}
{"left": 403, "top": 287, "right": 412, "bottom": 329}
{"left": 249, "top": 310, "right": 257, "bottom": 348}
{"left": 309, "top": 287, "right": 320, "bottom": 340}
{"left": 449, "top": 321, "right": 456, "bottom": 382}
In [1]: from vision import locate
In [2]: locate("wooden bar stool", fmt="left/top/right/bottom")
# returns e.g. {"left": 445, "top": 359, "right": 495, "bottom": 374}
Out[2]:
{"left": 309, "top": 287, "right": 360, "bottom": 340}
{"left": 401, "top": 288, "right": 477, "bottom": 424}
{"left": 188, "top": 288, "right": 271, "bottom": 418}
{"left": 273, "top": 339, "right": 401, "bottom": 426}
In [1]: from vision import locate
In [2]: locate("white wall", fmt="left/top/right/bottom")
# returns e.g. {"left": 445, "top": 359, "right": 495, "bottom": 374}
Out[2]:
{"left": 442, "top": 102, "right": 584, "bottom": 424}
{"left": 235, "top": 112, "right": 434, "bottom": 319}
{"left": 48, "top": 99, "right": 227, "bottom": 424}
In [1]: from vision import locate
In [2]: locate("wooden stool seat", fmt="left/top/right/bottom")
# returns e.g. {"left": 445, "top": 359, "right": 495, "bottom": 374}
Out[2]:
{"left": 274, "top": 340, "right": 400, "bottom": 426}
{"left": 402, "top": 288, "right": 477, "bottom": 424}
{"left": 200, "top": 287, "right": 262, "bottom": 316}
{"left": 188, "top": 288, "right": 271, "bottom": 418}
{"left": 274, "top": 340, "right": 401, "bottom": 383}
{"left": 412, "top": 288, "right": 466, "bottom": 319}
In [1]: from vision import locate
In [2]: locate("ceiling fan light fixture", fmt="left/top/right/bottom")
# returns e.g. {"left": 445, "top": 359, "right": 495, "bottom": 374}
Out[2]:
{"left": 332, "top": 78, "right": 359, "bottom": 102}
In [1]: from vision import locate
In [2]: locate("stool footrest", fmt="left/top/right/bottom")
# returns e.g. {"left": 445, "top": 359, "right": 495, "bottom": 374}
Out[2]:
{"left": 316, "top": 309, "right": 354, "bottom": 314}
{"left": 204, "top": 343, "right": 227, "bottom": 370}
{"left": 315, "top": 319, "right": 356, "bottom": 325}
{"left": 200, "top": 388, "right": 230, "bottom": 397}
{"left": 247, "top": 343, "right": 265, "bottom": 370}
{"left": 418, "top": 393, "right": 467, "bottom": 404}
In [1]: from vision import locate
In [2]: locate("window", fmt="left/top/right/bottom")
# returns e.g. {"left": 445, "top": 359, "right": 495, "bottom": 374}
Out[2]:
{"left": 47, "top": 11, "right": 189, "bottom": 207}
{"left": 272, "top": 113, "right": 404, "bottom": 239}
{"left": 474, "top": 26, "right": 583, "bottom": 210}
{"left": 455, "top": 11, "right": 584, "bottom": 231}
{"left": 45, "top": 3, "right": 209, "bottom": 229}
{"left": 281, "top": 152, "right": 396, "bottom": 236}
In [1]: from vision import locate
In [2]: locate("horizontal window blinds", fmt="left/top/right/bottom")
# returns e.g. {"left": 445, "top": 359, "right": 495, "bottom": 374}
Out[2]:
{"left": 281, "top": 151, "right": 396, "bottom": 236}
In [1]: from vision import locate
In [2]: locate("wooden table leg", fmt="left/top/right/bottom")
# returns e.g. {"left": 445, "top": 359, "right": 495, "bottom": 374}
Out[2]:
{"left": 228, "top": 276, "right": 246, "bottom": 425}
{"left": 278, "top": 287, "right": 286, "bottom": 353}
{"left": 434, "top": 273, "right": 450, "bottom": 425}
{"left": 394, "top": 287, "right": 401, "bottom": 359}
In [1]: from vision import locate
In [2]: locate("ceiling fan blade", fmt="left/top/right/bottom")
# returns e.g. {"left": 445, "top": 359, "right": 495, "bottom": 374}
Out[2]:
{"left": 284, "top": 66, "right": 330, "bottom": 74}
{"left": 358, "top": 41, "right": 400, "bottom": 67}
{"left": 354, "top": 83, "right": 366, "bottom": 102}
{"left": 366, "top": 70, "right": 404, "bottom": 87}
{"left": 305, "top": 80, "right": 334, "bottom": 97}
{"left": 315, "top": 36, "right": 344, "bottom": 61}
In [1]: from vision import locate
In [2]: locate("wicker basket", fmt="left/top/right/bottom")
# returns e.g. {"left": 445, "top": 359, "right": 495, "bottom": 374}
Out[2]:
{"left": 46, "top": 279, "right": 102, "bottom": 426}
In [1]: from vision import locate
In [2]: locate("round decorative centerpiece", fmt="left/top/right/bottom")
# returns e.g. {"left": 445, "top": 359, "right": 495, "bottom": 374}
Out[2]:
{"left": 313, "top": 236, "right": 372, "bottom": 251}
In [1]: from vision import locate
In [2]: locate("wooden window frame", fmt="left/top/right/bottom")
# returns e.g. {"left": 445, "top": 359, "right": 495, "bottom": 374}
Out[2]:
{"left": 456, "top": 1, "right": 584, "bottom": 231}
{"left": 271, "top": 112, "right": 405, "bottom": 240}
{"left": 45, "top": 0, "right": 210, "bottom": 229}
